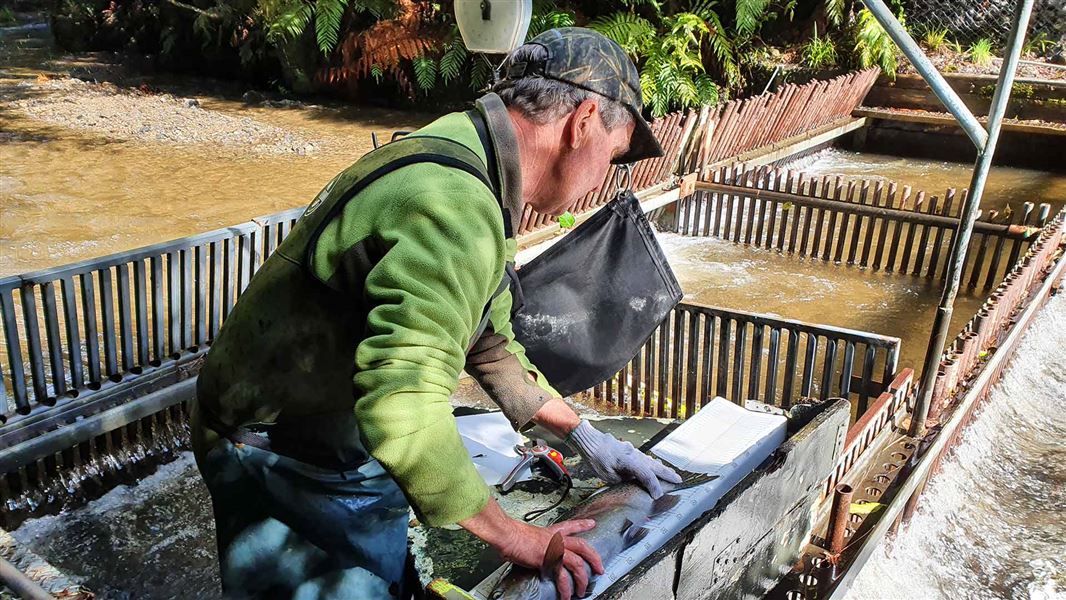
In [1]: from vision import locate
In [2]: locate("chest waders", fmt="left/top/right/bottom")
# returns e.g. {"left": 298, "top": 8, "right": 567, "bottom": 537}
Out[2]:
{"left": 192, "top": 133, "right": 505, "bottom": 600}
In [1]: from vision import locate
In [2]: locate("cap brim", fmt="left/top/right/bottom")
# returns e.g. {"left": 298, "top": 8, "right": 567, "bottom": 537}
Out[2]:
{"left": 612, "top": 108, "right": 664, "bottom": 164}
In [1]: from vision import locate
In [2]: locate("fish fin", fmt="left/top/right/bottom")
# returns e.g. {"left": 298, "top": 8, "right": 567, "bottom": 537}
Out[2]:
{"left": 622, "top": 524, "right": 651, "bottom": 548}
{"left": 541, "top": 532, "right": 565, "bottom": 576}
{"left": 651, "top": 493, "right": 681, "bottom": 515}
{"left": 677, "top": 472, "right": 720, "bottom": 489}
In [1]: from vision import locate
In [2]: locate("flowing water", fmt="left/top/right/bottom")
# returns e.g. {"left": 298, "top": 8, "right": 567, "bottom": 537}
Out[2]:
{"left": 3, "top": 20, "right": 1066, "bottom": 600}
{"left": 786, "top": 148, "right": 1066, "bottom": 216}
{"left": 656, "top": 231, "right": 986, "bottom": 373}
{"left": 846, "top": 291, "right": 1066, "bottom": 600}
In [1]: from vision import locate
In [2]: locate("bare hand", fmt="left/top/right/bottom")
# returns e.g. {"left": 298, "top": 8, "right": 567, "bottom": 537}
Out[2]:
{"left": 460, "top": 500, "right": 604, "bottom": 599}
{"left": 499, "top": 519, "right": 604, "bottom": 600}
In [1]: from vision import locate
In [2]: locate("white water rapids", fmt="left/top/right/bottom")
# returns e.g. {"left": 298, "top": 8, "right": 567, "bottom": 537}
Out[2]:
{"left": 846, "top": 291, "right": 1066, "bottom": 600}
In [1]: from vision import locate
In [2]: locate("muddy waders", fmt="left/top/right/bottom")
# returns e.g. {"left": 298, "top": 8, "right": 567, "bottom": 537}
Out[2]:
{"left": 193, "top": 407, "right": 411, "bottom": 599}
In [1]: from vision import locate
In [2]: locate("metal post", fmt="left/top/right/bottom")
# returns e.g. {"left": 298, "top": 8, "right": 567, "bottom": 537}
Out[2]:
{"left": 827, "top": 483, "right": 855, "bottom": 557}
{"left": 860, "top": 0, "right": 988, "bottom": 149}
{"left": 0, "top": 557, "right": 54, "bottom": 600}
{"left": 908, "top": 0, "right": 1035, "bottom": 438}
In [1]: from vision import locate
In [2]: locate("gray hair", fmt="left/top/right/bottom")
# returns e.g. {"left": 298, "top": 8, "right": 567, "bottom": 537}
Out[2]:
{"left": 494, "top": 43, "right": 632, "bottom": 131}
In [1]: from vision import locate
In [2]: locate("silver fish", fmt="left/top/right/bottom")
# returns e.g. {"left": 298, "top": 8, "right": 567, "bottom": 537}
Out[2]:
{"left": 492, "top": 474, "right": 716, "bottom": 600}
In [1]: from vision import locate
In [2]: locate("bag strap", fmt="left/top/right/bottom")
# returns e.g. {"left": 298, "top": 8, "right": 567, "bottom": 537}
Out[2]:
{"left": 298, "top": 119, "right": 515, "bottom": 352}
{"left": 466, "top": 109, "right": 525, "bottom": 316}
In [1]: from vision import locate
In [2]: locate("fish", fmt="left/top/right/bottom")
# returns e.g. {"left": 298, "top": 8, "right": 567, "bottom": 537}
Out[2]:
{"left": 491, "top": 473, "right": 717, "bottom": 600}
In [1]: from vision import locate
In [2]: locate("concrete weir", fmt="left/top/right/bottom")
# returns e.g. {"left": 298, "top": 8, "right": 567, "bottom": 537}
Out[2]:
{"left": 604, "top": 400, "right": 849, "bottom": 600}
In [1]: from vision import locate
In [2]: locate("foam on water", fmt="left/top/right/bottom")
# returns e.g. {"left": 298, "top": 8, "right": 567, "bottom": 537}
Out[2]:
{"left": 12, "top": 452, "right": 222, "bottom": 599}
{"left": 846, "top": 292, "right": 1066, "bottom": 600}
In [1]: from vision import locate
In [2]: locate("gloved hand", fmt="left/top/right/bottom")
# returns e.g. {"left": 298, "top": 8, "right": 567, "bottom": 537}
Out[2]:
{"left": 565, "top": 420, "right": 682, "bottom": 498}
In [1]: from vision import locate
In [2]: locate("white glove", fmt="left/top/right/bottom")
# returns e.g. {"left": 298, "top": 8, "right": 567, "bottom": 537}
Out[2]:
{"left": 566, "top": 420, "right": 682, "bottom": 498}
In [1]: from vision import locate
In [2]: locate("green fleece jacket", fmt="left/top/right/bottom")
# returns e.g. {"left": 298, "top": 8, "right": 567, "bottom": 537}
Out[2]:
{"left": 305, "top": 111, "right": 559, "bottom": 525}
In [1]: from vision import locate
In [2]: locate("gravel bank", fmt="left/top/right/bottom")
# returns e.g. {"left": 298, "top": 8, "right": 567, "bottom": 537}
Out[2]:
{"left": 10, "top": 76, "right": 320, "bottom": 154}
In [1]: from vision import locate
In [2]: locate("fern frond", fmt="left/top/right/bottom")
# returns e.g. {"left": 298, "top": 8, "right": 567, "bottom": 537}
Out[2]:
{"left": 314, "top": 0, "right": 348, "bottom": 54}
{"left": 439, "top": 37, "right": 468, "bottom": 83}
{"left": 527, "top": 2, "right": 576, "bottom": 39}
{"left": 470, "top": 55, "right": 493, "bottom": 90}
{"left": 686, "top": 0, "right": 719, "bottom": 19}
{"left": 824, "top": 0, "right": 844, "bottom": 27}
{"left": 588, "top": 12, "right": 656, "bottom": 56}
{"left": 265, "top": 0, "right": 312, "bottom": 43}
{"left": 734, "top": 0, "right": 770, "bottom": 36}
{"left": 412, "top": 55, "right": 437, "bottom": 91}
{"left": 354, "top": 0, "right": 394, "bottom": 19}
{"left": 854, "top": 7, "right": 897, "bottom": 77}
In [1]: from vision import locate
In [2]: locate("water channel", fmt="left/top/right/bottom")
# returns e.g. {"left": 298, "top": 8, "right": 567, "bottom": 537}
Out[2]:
{"left": 2, "top": 19, "right": 1064, "bottom": 600}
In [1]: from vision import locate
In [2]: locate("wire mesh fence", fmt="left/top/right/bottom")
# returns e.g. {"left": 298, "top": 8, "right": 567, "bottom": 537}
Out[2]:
{"left": 903, "top": 0, "right": 1066, "bottom": 47}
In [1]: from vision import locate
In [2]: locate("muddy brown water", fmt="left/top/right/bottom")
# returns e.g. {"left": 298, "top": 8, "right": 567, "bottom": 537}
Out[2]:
{"left": 0, "top": 19, "right": 434, "bottom": 277}
{"left": 787, "top": 148, "right": 1066, "bottom": 216}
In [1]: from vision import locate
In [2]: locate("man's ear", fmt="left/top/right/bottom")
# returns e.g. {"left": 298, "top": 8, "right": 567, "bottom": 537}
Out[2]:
{"left": 566, "top": 99, "right": 599, "bottom": 150}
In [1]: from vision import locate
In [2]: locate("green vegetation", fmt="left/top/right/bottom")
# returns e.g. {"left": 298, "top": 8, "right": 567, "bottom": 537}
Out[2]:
{"left": 968, "top": 38, "right": 994, "bottom": 67}
{"left": 590, "top": 5, "right": 731, "bottom": 116}
{"left": 47, "top": 0, "right": 919, "bottom": 111}
{"left": 0, "top": 7, "right": 16, "bottom": 26}
{"left": 853, "top": 8, "right": 898, "bottom": 79}
{"left": 921, "top": 27, "right": 949, "bottom": 53}
{"left": 801, "top": 25, "right": 837, "bottom": 70}
{"left": 1023, "top": 32, "right": 1055, "bottom": 57}
{"left": 1012, "top": 83, "right": 1036, "bottom": 100}
{"left": 978, "top": 82, "right": 1036, "bottom": 100}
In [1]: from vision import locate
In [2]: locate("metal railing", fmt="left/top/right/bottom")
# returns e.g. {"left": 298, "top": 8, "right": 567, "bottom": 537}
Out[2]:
{"left": 673, "top": 165, "right": 1052, "bottom": 290}
{"left": 590, "top": 301, "right": 900, "bottom": 417}
{"left": 925, "top": 209, "right": 1065, "bottom": 422}
{"left": 0, "top": 208, "right": 301, "bottom": 446}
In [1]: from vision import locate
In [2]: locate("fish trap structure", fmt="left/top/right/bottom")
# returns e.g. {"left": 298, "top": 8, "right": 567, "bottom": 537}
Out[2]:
{"left": 0, "top": 68, "right": 881, "bottom": 529}
{"left": 1, "top": 57, "right": 1064, "bottom": 599}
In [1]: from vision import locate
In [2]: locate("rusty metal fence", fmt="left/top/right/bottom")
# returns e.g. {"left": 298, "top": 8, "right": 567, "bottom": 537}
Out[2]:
{"left": 517, "top": 68, "right": 881, "bottom": 235}
{"left": 925, "top": 208, "right": 1065, "bottom": 423}
{"left": 672, "top": 165, "right": 1053, "bottom": 290}
{"left": 683, "top": 69, "right": 880, "bottom": 173}
{"left": 589, "top": 301, "right": 900, "bottom": 417}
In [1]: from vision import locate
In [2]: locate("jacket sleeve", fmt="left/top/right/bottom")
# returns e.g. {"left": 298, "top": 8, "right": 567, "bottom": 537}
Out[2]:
{"left": 339, "top": 178, "right": 503, "bottom": 527}
{"left": 465, "top": 279, "right": 561, "bottom": 430}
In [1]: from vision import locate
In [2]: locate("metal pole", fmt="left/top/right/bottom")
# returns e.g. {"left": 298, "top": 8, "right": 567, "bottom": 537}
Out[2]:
{"left": 860, "top": 0, "right": 988, "bottom": 149}
{"left": 827, "top": 483, "right": 855, "bottom": 557}
{"left": 910, "top": 0, "right": 1035, "bottom": 438}
{"left": 0, "top": 557, "right": 54, "bottom": 600}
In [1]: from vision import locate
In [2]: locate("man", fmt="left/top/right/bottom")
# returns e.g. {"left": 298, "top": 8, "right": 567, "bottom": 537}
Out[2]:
{"left": 191, "top": 27, "right": 680, "bottom": 600}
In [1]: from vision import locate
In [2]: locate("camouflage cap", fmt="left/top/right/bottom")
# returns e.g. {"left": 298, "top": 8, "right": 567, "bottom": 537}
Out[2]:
{"left": 498, "top": 27, "right": 663, "bottom": 165}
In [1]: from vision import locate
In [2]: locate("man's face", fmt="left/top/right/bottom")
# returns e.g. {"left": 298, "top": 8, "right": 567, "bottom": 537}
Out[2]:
{"left": 536, "top": 100, "right": 634, "bottom": 216}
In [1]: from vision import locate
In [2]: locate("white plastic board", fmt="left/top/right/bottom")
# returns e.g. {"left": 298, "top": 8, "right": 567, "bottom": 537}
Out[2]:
{"left": 471, "top": 397, "right": 787, "bottom": 598}
{"left": 456, "top": 412, "right": 530, "bottom": 487}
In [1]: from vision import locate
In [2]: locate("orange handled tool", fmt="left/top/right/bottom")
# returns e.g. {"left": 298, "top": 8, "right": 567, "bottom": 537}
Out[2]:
{"left": 500, "top": 439, "right": 570, "bottom": 492}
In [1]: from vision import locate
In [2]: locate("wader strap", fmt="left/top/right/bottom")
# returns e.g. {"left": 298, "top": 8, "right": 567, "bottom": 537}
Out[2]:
{"left": 197, "top": 401, "right": 272, "bottom": 451}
